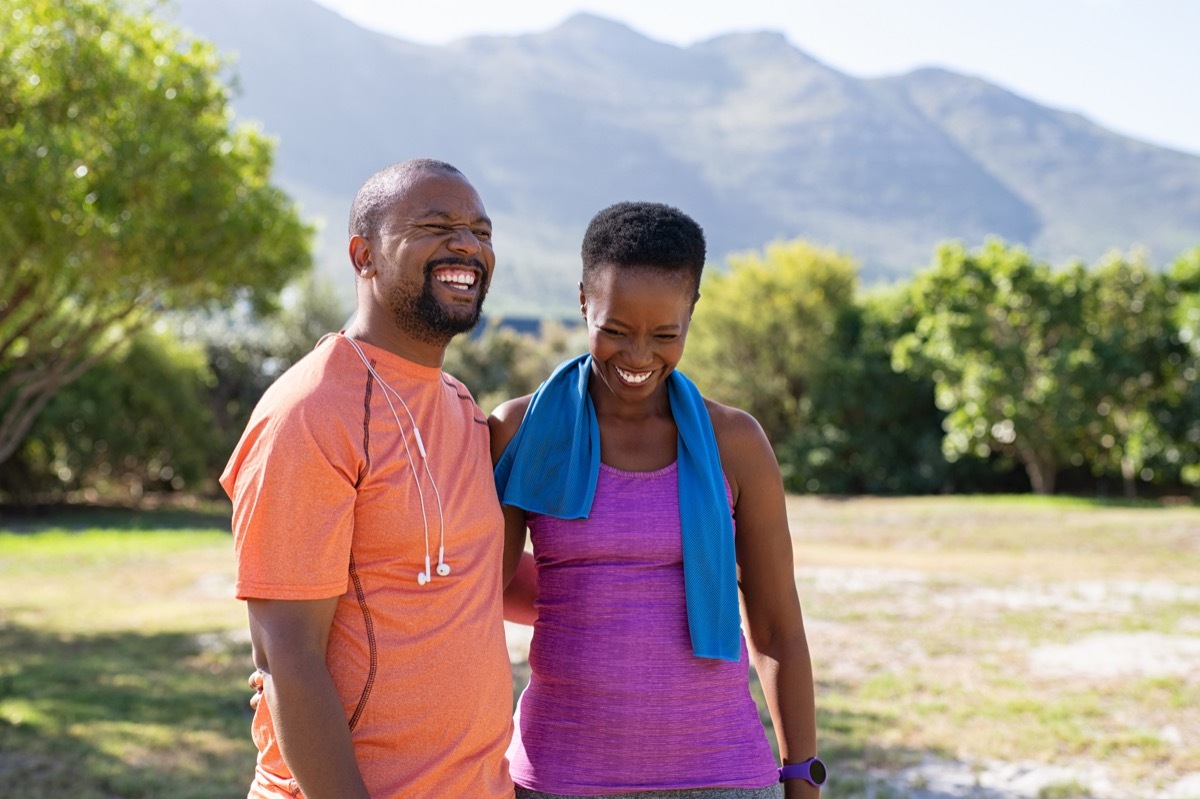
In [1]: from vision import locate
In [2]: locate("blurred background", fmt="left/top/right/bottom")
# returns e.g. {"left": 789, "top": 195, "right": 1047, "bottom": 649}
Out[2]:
{"left": 3, "top": 0, "right": 1199, "bottom": 503}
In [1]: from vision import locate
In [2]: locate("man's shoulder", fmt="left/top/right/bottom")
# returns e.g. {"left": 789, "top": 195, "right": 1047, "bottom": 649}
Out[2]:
{"left": 438, "top": 370, "right": 490, "bottom": 426}
{"left": 438, "top": 369, "right": 474, "bottom": 401}
{"left": 253, "top": 338, "right": 362, "bottom": 420}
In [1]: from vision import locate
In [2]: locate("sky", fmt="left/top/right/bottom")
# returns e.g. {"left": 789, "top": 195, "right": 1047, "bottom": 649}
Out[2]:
{"left": 312, "top": 0, "right": 1200, "bottom": 157}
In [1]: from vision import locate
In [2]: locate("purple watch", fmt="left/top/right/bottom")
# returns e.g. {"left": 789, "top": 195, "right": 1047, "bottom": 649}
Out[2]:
{"left": 778, "top": 756, "right": 827, "bottom": 787}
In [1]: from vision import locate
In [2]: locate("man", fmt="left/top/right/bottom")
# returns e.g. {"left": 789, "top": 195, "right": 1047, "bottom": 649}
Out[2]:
{"left": 221, "top": 159, "right": 514, "bottom": 799}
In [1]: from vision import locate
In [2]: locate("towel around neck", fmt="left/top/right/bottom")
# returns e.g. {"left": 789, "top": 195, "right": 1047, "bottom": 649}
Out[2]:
{"left": 493, "top": 354, "right": 741, "bottom": 661}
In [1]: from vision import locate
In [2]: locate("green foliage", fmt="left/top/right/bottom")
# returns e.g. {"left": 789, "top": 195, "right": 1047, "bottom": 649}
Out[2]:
{"left": 1075, "top": 252, "right": 1188, "bottom": 495}
{"left": 893, "top": 240, "right": 1093, "bottom": 494}
{"left": 0, "top": 326, "right": 215, "bottom": 500}
{"left": 172, "top": 274, "right": 351, "bottom": 479}
{"left": 444, "top": 320, "right": 586, "bottom": 414}
{"left": 0, "top": 275, "right": 349, "bottom": 502}
{"left": 683, "top": 239, "right": 1030, "bottom": 494}
{"left": 0, "top": 0, "right": 312, "bottom": 464}
{"left": 779, "top": 285, "right": 974, "bottom": 494}
{"left": 893, "top": 240, "right": 1200, "bottom": 495}
{"left": 685, "top": 240, "right": 859, "bottom": 447}
{"left": 1159, "top": 247, "right": 1200, "bottom": 486}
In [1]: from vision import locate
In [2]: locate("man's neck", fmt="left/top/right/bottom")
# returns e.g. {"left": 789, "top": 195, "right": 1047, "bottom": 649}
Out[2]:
{"left": 343, "top": 317, "right": 447, "bottom": 369}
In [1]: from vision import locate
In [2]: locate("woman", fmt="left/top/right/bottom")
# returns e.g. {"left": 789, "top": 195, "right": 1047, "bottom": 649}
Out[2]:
{"left": 490, "top": 201, "right": 823, "bottom": 799}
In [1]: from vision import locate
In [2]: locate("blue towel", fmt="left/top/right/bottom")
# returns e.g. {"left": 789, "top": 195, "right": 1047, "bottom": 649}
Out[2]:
{"left": 494, "top": 354, "right": 741, "bottom": 661}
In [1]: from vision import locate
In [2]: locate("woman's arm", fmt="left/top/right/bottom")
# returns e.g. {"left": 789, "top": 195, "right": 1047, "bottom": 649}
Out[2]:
{"left": 489, "top": 396, "right": 537, "bottom": 621}
{"left": 715, "top": 405, "right": 821, "bottom": 799}
{"left": 502, "top": 548, "right": 539, "bottom": 625}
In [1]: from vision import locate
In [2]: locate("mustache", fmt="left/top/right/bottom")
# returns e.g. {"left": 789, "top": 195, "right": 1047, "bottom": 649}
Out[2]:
{"left": 426, "top": 256, "right": 486, "bottom": 273}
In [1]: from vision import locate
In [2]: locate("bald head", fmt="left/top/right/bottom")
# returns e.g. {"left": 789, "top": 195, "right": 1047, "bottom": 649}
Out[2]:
{"left": 349, "top": 159, "right": 466, "bottom": 241}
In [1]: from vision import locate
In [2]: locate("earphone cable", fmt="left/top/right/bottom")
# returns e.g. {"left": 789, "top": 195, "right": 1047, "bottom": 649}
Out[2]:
{"left": 337, "top": 335, "right": 444, "bottom": 580}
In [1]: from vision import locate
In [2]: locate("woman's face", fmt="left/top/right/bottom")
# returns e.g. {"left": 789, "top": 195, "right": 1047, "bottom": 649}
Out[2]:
{"left": 581, "top": 264, "right": 696, "bottom": 403}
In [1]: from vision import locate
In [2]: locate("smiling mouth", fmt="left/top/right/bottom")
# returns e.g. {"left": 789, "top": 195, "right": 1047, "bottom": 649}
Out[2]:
{"left": 615, "top": 366, "right": 652, "bottom": 385}
{"left": 433, "top": 267, "right": 478, "bottom": 292}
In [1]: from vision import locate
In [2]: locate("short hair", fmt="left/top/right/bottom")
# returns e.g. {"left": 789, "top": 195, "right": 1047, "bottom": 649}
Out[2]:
{"left": 580, "top": 201, "right": 706, "bottom": 296}
{"left": 348, "top": 159, "right": 465, "bottom": 239}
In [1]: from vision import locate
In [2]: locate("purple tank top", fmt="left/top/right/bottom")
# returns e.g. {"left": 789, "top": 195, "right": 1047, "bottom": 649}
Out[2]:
{"left": 507, "top": 462, "right": 779, "bottom": 794}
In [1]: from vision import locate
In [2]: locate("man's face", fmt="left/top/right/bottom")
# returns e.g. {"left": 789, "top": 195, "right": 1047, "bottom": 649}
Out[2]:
{"left": 372, "top": 171, "right": 494, "bottom": 345}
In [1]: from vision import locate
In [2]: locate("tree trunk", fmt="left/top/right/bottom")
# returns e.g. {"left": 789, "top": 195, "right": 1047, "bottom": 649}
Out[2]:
{"left": 0, "top": 313, "right": 139, "bottom": 464}
{"left": 1121, "top": 456, "right": 1138, "bottom": 499}
{"left": 1020, "top": 448, "right": 1057, "bottom": 495}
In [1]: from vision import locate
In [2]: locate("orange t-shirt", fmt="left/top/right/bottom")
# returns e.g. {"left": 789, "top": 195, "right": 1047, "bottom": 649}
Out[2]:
{"left": 220, "top": 334, "right": 513, "bottom": 799}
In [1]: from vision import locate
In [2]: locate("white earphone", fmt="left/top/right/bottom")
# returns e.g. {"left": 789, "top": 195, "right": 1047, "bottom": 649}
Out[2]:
{"left": 333, "top": 334, "right": 449, "bottom": 586}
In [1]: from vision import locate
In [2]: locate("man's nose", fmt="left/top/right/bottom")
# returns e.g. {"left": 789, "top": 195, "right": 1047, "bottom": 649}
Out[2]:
{"left": 447, "top": 226, "right": 483, "bottom": 255}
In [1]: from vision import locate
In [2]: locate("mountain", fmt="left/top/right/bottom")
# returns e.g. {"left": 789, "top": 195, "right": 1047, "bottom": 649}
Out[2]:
{"left": 159, "top": 0, "right": 1200, "bottom": 316}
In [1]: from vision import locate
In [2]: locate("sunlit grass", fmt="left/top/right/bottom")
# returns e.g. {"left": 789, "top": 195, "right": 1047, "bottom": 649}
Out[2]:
{"left": 0, "top": 511, "right": 249, "bottom": 799}
{"left": 2, "top": 496, "right": 1198, "bottom": 798}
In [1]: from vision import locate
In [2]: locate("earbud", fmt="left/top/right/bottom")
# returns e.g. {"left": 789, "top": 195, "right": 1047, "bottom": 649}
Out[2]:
{"left": 417, "top": 554, "right": 433, "bottom": 586}
{"left": 436, "top": 546, "right": 451, "bottom": 577}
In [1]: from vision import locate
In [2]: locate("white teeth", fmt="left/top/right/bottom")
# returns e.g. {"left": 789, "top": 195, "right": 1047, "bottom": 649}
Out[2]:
{"left": 615, "top": 367, "right": 651, "bottom": 384}
{"left": 436, "top": 270, "right": 475, "bottom": 289}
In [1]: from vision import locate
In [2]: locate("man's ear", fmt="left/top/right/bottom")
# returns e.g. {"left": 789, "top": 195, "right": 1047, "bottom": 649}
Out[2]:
{"left": 349, "top": 235, "right": 373, "bottom": 277}
{"left": 578, "top": 281, "right": 588, "bottom": 320}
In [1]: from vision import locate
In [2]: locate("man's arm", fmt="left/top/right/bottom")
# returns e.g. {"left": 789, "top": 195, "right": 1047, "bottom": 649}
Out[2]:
{"left": 247, "top": 597, "right": 371, "bottom": 799}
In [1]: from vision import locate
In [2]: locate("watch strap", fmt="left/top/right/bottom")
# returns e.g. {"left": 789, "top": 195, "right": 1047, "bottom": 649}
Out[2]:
{"left": 778, "top": 756, "right": 827, "bottom": 786}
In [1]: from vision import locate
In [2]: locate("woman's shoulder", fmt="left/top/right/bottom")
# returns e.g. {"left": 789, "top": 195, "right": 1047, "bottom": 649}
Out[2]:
{"left": 703, "top": 397, "right": 778, "bottom": 479}
{"left": 487, "top": 393, "right": 534, "bottom": 462}
{"left": 703, "top": 397, "right": 767, "bottom": 445}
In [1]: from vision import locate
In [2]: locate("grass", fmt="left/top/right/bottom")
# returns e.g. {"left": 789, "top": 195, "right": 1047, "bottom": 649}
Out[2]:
{"left": 786, "top": 496, "right": 1200, "bottom": 798}
{"left": 1, "top": 496, "right": 1198, "bottom": 798}
{"left": 0, "top": 514, "right": 249, "bottom": 799}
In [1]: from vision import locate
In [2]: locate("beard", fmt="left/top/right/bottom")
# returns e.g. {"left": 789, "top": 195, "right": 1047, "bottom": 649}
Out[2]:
{"left": 387, "top": 259, "right": 489, "bottom": 345}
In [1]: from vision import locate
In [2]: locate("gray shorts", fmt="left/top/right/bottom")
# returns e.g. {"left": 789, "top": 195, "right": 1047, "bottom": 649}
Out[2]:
{"left": 514, "top": 785, "right": 783, "bottom": 799}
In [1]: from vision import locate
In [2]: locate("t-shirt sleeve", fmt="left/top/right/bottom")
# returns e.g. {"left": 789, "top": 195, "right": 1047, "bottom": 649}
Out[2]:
{"left": 221, "top": 392, "right": 362, "bottom": 601}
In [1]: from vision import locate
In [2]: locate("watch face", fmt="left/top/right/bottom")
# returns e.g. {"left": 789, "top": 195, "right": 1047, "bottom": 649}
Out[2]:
{"left": 809, "top": 758, "right": 827, "bottom": 785}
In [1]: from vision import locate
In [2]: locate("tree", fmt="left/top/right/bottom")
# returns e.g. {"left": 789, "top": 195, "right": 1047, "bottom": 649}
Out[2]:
{"left": 167, "top": 273, "right": 350, "bottom": 482}
{"left": 893, "top": 240, "right": 1091, "bottom": 494}
{"left": 684, "top": 240, "right": 859, "bottom": 449}
{"left": 1076, "top": 252, "right": 1186, "bottom": 497}
{"left": 1159, "top": 247, "right": 1200, "bottom": 488}
{"left": 0, "top": 0, "right": 311, "bottom": 464}
{"left": 1, "top": 326, "right": 216, "bottom": 501}
{"left": 779, "top": 285, "right": 974, "bottom": 495}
